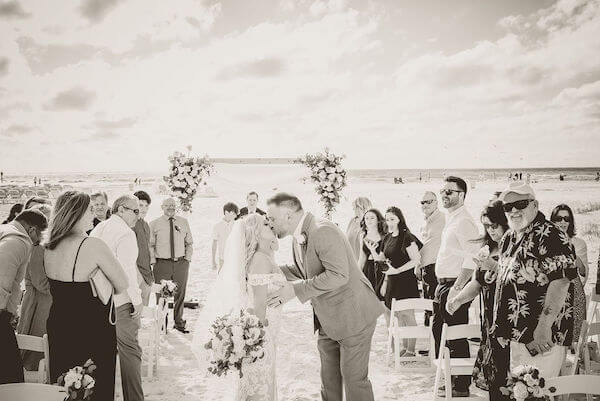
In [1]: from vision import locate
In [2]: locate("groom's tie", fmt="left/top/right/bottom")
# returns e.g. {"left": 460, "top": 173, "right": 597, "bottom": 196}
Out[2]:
{"left": 293, "top": 238, "right": 306, "bottom": 278}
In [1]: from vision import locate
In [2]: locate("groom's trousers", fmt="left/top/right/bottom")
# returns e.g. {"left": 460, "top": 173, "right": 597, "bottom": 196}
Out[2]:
{"left": 317, "top": 320, "right": 377, "bottom": 401}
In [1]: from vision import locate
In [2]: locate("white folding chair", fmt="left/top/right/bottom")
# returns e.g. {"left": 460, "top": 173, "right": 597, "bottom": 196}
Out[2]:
{"left": 16, "top": 334, "right": 50, "bottom": 384}
{"left": 562, "top": 320, "right": 589, "bottom": 376}
{"left": 432, "top": 323, "right": 484, "bottom": 400}
{"left": 545, "top": 375, "right": 600, "bottom": 400}
{"left": 139, "top": 306, "right": 160, "bottom": 378}
{"left": 387, "top": 298, "right": 435, "bottom": 371}
{"left": 151, "top": 283, "right": 169, "bottom": 337}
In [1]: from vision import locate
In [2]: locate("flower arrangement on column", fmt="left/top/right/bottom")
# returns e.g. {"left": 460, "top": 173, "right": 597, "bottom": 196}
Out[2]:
{"left": 297, "top": 148, "right": 347, "bottom": 220}
{"left": 164, "top": 145, "right": 214, "bottom": 213}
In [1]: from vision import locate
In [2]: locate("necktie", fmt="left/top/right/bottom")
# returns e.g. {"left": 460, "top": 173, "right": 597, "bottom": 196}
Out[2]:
{"left": 169, "top": 217, "right": 175, "bottom": 260}
{"left": 293, "top": 238, "right": 305, "bottom": 278}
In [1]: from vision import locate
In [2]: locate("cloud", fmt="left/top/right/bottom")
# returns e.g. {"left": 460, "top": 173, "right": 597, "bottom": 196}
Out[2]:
{"left": 0, "top": 101, "right": 31, "bottom": 118}
{"left": 0, "top": 57, "right": 8, "bottom": 76}
{"left": 80, "top": 0, "right": 124, "bottom": 23}
{"left": 91, "top": 117, "right": 137, "bottom": 129}
{"left": 0, "top": 124, "right": 35, "bottom": 137}
{"left": 83, "top": 131, "right": 120, "bottom": 141}
{"left": 216, "top": 57, "right": 286, "bottom": 80}
{"left": 45, "top": 87, "right": 96, "bottom": 111}
{"left": 0, "top": 1, "right": 29, "bottom": 19}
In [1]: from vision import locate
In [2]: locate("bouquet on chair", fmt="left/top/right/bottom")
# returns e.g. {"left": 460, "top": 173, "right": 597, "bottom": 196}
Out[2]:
{"left": 159, "top": 279, "right": 178, "bottom": 298}
{"left": 500, "top": 364, "right": 546, "bottom": 401}
{"left": 204, "top": 309, "right": 268, "bottom": 378}
{"left": 57, "top": 359, "right": 96, "bottom": 400}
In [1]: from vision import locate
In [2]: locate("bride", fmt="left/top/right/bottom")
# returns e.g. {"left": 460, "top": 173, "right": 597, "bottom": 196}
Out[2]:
{"left": 192, "top": 214, "right": 285, "bottom": 400}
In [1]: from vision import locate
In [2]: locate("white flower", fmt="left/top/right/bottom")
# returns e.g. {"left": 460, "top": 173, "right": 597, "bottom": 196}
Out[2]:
{"left": 326, "top": 167, "right": 336, "bottom": 173}
{"left": 318, "top": 171, "right": 327, "bottom": 180}
{"left": 513, "top": 382, "right": 529, "bottom": 400}
{"left": 327, "top": 154, "right": 335, "bottom": 162}
{"left": 336, "top": 165, "right": 343, "bottom": 172}
{"left": 532, "top": 386, "right": 543, "bottom": 397}
{"left": 295, "top": 233, "right": 307, "bottom": 245}
{"left": 82, "top": 374, "right": 95, "bottom": 389}
{"left": 74, "top": 378, "right": 82, "bottom": 389}
{"left": 523, "top": 373, "right": 538, "bottom": 387}
{"left": 477, "top": 245, "right": 490, "bottom": 260}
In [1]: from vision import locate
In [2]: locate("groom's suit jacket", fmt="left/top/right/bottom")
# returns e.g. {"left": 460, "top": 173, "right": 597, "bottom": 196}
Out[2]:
{"left": 280, "top": 212, "right": 385, "bottom": 341}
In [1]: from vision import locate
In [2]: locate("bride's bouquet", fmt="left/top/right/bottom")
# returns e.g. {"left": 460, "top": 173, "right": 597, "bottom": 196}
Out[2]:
{"left": 164, "top": 145, "right": 214, "bottom": 212}
{"left": 159, "top": 279, "right": 178, "bottom": 298}
{"left": 500, "top": 364, "right": 546, "bottom": 401}
{"left": 57, "top": 359, "right": 96, "bottom": 400}
{"left": 297, "top": 148, "right": 347, "bottom": 219}
{"left": 204, "top": 309, "right": 268, "bottom": 378}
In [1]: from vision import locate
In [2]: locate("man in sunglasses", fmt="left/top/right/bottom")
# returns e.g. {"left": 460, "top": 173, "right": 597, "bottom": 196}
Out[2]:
{"left": 433, "top": 176, "right": 480, "bottom": 398}
{"left": 150, "top": 197, "right": 194, "bottom": 333}
{"left": 418, "top": 191, "right": 445, "bottom": 326}
{"left": 89, "top": 194, "right": 144, "bottom": 401}
{"left": 493, "top": 181, "right": 577, "bottom": 381}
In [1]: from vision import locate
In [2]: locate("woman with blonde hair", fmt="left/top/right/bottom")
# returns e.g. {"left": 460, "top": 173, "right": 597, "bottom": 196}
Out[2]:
{"left": 346, "top": 197, "right": 372, "bottom": 260}
{"left": 193, "top": 213, "right": 284, "bottom": 400}
{"left": 44, "top": 191, "right": 128, "bottom": 400}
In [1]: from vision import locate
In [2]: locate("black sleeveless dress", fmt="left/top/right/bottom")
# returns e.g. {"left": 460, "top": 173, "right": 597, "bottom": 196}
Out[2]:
{"left": 361, "top": 239, "right": 384, "bottom": 301}
{"left": 46, "top": 238, "right": 117, "bottom": 401}
{"left": 381, "top": 231, "right": 422, "bottom": 309}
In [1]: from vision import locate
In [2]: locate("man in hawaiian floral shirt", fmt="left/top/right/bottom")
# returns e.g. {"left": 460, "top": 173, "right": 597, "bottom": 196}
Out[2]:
{"left": 493, "top": 181, "right": 577, "bottom": 381}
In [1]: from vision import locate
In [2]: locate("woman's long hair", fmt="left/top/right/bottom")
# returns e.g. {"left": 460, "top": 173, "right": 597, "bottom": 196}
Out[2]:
{"left": 550, "top": 203, "right": 576, "bottom": 237}
{"left": 3, "top": 203, "right": 23, "bottom": 224}
{"left": 243, "top": 213, "right": 266, "bottom": 273}
{"left": 477, "top": 200, "right": 509, "bottom": 251}
{"left": 360, "top": 208, "right": 387, "bottom": 238}
{"left": 43, "top": 191, "right": 90, "bottom": 250}
{"left": 385, "top": 206, "right": 412, "bottom": 247}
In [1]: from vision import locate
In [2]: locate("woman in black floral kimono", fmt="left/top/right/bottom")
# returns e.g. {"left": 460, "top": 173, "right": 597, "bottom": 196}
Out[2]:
{"left": 446, "top": 201, "right": 509, "bottom": 399}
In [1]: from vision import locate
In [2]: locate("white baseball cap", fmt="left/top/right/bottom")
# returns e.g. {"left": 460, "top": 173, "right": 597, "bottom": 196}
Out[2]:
{"left": 499, "top": 181, "right": 536, "bottom": 202}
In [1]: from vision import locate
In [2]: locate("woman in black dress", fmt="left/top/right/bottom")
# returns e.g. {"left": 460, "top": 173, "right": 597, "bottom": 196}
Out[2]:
{"left": 446, "top": 201, "right": 509, "bottom": 400}
{"left": 357, "top": 208, "right": 387, "bottom": 316}
{"left": 370, "top": 206, "right": 422, "bottom": 357}
{"left": 43, "top": 191, "right": 128, "bottom": 401}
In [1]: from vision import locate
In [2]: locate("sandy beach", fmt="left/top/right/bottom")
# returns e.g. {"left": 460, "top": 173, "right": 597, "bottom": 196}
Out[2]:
{"left": 2, "top": 164, "right": 599, "bottom": 400}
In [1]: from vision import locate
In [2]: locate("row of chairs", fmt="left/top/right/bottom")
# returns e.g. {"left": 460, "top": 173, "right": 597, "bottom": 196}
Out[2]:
{"left": 387, "top": 296, "right": 600, "bottom": 400}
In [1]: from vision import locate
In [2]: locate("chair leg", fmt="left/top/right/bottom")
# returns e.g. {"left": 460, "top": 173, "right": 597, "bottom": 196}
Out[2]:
{"left": 444, "top": 348, "right": 452, "bottom": 400}
{"left": 433, "top": 360, "right": 442, "bottom": 400}
{"left": 394, "top": 334, "right": 401, "bottom": 371}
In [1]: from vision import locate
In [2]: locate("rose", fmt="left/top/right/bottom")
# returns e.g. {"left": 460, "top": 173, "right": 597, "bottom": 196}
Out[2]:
{"left": 513, "top": 382, "right": 529, "bottom": 400}
{"left": 82, "top": 374, "right": 95, "bottom": 389}
{"left": 477, "top": 245, "right": 490, "bottom": 260}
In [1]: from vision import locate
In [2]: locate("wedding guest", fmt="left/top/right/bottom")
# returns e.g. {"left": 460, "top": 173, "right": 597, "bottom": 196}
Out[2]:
{"left": 211, "top": 202, "right": 239, "bottom": 271}
{"left": 90, "top": 195, "right": 144, "bottom": 401}
{"left": 24, "top": 196, "right": 49, "bottom": 210}
{"left": 150, "top": 197, "right": 193, "bottom": 333}
{"left": 346, "top": 197, "right": 372, "bottom": 260}
{"left": 493, "top": 182, "right": 576, "bottom": 381}
{"left": 446, "top": 201, "right": 509, "bottom": 400}
{"left": 417, "top": 191, "right": 445, "bottom": 326}
{"left": 0, "top": 209, "right": 47, "bottom": 384}
{"left": 87, "top": 191, "right": 110, "bottom": 234}
{"left": 17, "top": 205, "right": 53, "bottom": 371}
{"left": 133, "top": 190, "right": 154, "bottom": 306}
{"left": 44, "top": 191, "right": 128, "bottom": 401}
{"left": 237, "top": 191, "right": 266, "bottom": 219}
{"left": 357, "top": 208, "right": 386, "bottom": 315}
{"left": 2, "top": 203, "right": 23, "bottom": 224}
{"left": 433, "top": 176, "right": 479, "bottom": 398}
{"left": 550, "top": 204, "right": 588, "bottom": 341}
{"left": 370, "top": 206, "right": 422, "bottom": 357}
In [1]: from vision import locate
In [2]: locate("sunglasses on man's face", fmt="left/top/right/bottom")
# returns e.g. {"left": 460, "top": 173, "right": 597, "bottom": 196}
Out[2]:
{"left": 420, "top": 199, "right": 434, "bottom": 205}
{"left": 122, "top": 206, "right": 140, "bottom": 215}
{"left": 552, "top": 216, "right": 571, "bottom": 223}
{"left": 502, "top": 199, "right": 532, "bottom": 213}
{"left": 439, "top": 189, "right": 463, "bottom": 196}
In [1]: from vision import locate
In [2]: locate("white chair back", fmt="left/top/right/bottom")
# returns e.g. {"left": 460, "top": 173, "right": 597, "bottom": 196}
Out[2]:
{"left": 16, "top": 334, "right": 50, "bottom": 384}
{"left": 545, "top": 375, "right": 600, "bottom": 399}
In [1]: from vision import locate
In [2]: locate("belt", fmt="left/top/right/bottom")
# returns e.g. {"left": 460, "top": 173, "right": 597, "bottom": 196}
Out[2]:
{"left": 157, "top": 257, "right": 184, "bottom": 262}
{"left": 437, "top": 278, "right": 457, "bottom": 284}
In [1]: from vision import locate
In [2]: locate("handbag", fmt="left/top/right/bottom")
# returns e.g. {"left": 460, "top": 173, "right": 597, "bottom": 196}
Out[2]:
{"left": 89, "top": 268, "right": 116, "bottom": 325}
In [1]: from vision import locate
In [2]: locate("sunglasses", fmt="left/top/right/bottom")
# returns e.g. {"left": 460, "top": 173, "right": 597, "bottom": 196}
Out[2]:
{"left": 552, "top": 216, "right": 571, "bottom": 223}
{"left": 440, "top": 189, "right": 463, "bottom": 196}
{"left": 502, "top": 199, "right": 532, "bottom": 213}
{"left": 483, "top": 222, "right": 500, "bottom": 230}
{"left": 420, "top": 199, "right": 434, "bottom": 205}
{"left": 122, "top": 206, "right": 139, "bottom": 215}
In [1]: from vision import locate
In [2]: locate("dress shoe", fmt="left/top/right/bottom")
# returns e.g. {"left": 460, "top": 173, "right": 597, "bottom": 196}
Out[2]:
{"left": 174, "top": 325, "right": 189, "bottom": 334}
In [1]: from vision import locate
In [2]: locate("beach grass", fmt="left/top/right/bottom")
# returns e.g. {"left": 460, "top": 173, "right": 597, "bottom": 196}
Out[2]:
{"left": 575, "top": 201, "right": 600, "bottom": 214}
{"left": 580, "top": 222, "right": 600, "bottom": 240}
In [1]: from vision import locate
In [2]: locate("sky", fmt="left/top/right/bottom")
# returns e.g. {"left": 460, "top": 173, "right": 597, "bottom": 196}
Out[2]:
{"left": 0, "top": 0, "right": 599, "bottom": 173}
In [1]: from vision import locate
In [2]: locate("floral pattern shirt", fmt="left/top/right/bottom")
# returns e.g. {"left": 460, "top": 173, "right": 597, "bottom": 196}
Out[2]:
{"left": 492, "top": 212, "right": 577, "bottom": 347}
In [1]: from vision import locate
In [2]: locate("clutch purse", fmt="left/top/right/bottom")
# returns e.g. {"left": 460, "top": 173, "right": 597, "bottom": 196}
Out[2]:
{"left": 89, "top": 268, "right": 113, "bottom": 305}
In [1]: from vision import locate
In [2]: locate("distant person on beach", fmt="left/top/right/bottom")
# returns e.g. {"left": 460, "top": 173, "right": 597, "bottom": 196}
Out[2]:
{"left": 87, "top": 191, "right": 110, "bottom": 234}
{"left": 1, "top": 171, "right": 3, "bottom": 182}
{"left": 417, "top": 191, "right": 445, "bottom": 326}
{"left": 237, "top": 191, "right": 266, "bottom": 219}
{"left": 211, "top": 202, "right": 239, "bottom": 271}
{"left": 2, "top": 203, "right": 23, "bottom": 224}
{"left": 133, "top": 191, "right": 154, "bottom": 306}
{"left": 346, "top": 197, "right": 372, "bottom": 260}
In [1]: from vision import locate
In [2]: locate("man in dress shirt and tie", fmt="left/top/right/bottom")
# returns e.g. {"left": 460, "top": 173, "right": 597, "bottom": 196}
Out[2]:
{"left": 89, "top": 195, "right": 144, "bottom": 401}
{"left": 133, "top": 191, "right": 154, "bottom": 306}
{"left": 150, "top": 198, "right": 193, "bottom": 333}
{"left": 432, "top": 176, "right": 479, "bottom": 398}
{"left": 236, "top": 191, "right": 266, "bottom": 220}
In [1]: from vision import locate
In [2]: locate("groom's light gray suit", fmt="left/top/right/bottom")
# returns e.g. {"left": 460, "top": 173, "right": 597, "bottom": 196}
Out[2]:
{"left": 280, "top": 212, "right": 384, "bottom": 401}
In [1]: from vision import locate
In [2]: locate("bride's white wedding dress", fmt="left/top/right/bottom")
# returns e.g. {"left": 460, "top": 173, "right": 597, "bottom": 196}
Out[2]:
{"left": 239, "top": 267, "right": 285, "bottom": 401}
{"left": 192, "top": 221, "right": 284, "bottom": 401}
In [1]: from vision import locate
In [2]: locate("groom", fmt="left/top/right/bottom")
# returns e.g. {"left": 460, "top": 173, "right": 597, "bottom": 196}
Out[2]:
{"left": 266, "top": 193, "right": 384, "bottom": 401}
